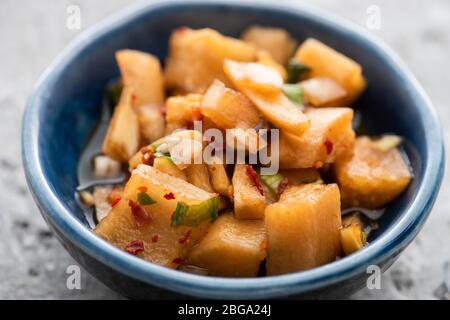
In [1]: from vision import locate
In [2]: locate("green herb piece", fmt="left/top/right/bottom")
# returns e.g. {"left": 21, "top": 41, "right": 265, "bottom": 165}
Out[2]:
{"left": 171, "top": 196, "right": 220, "bottom": 227}
{"left": 154, "top": 152, "right": 173, "bottom": 163}
{"left": 282, "top": 84, "right": 305, "bottom": 110}
{"left": 151, "top": 144, "right": 173, "bottom": 162}
{"left": 287, "top": 58, "right": 311, "bottom": 83}
{"left": 260, "top": 173, "right": 285, "bottom": 195}
{"left": 137, "top": 192, "right": 156, "bottom": 205}
{"left": 108, "top": 80, "right": 123, "bottom": 107}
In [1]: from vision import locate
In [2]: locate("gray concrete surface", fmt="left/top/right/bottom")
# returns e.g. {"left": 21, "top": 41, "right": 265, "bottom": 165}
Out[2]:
{"left": 0, "top": 0, "right": 449, "bottom": 299}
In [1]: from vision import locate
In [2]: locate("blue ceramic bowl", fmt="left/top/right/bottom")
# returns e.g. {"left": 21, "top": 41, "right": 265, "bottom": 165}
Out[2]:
{"left": 22, "top": 1, "right": 444, "bottom": 299}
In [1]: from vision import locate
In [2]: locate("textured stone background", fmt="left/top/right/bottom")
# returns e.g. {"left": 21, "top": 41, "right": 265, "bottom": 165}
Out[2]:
{"left": 1, "top": 0, "right": 449, "bottom": 299}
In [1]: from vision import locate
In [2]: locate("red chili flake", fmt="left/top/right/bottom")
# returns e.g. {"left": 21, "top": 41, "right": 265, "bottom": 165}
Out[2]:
{"left": 124, "top": 240, "right": 144, "bottom": 255}
{"left": 140, "top": 146, "right": 151, "bottom": 153}
{"left": 178, "top": 229, "right": 191, "bottom": 244}
{"left": 138, "top": 186, "right": 148, "bottom": 193}
{"left": 164, "top": 192, "right": 176, "bottom": 200}
{"left": 131, "top": 94, "right": 137, "bottom": 103}
{"left": 278, "top": 177, "right": 289, "bottom": 196}
{"left": 151, "top": 234, "right": 159, "bottom": 243}
{"left": 245, "top": 165, "right": 264, "bottom": 196}
{"left": 141, "top": 148, "right": 154, "bottom": 166}
{"left": 107, "top": 188, "right": 123, "bottom": 206}
{"left": 211, "top": 166, "right": 216, "bottom": 172}
{"left": 183, "top": 121, "right": 194, "bottom": 130}
{"left": 111, "top": 196, "right": 121, "bottom": 208}
{"left": 129, "top": 200, "right": 153, "bottom": 227}
{"left": 172, "top": 257, "right": 183, "bottom": 265}
{"left": 324, "top": 139, "right": 334, "bottom": 155}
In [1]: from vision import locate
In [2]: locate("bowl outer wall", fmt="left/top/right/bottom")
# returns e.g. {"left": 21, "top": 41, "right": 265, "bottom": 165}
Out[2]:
{"left": 22, "top": 0, "right": 445, "bottom": 299}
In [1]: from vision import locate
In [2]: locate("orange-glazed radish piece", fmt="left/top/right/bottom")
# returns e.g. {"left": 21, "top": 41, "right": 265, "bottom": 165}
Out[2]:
{"left": 187, "top": 212, "right": 266, "bottom": 277}
{"left": 232, "top": 164, "right": 266, "bottom": 220}
{"left": 300, "top": 77, "right": 347, "bottom": 107}
{"left": 153, "top": 157, "right": 187, "bottom": 181}
{"left": 102, "top": 87, "right": 140, "bottom": 162}
{"left": 335, "top": 135, "right": 412, "bottom": 209}
{"left": 95, "top": 165, "right": 218, "bottom": 268}
{"left": 265, "top": 183, "right": 342, "bottom": 275}
{"left": 165, "top": 28, "right": 257, "bottom": 94}
{"left": 295, "top": 38, "right": 366, "bottom": 105}
{"left": 116, "top": 49, "right": 165, "bottom": 106}
{"left": 184, "top": 164, "right": 215, "bottom": 193}
{"left": 340, "top": 214, "right": 367, "bottom": 256}
{"left": 207, "top": 157, "right": 231, "bottom": 197}
{"left": 256, "top": 51, "right": 287, "bottom": 81}
{"left": 241, "top": 25, "right": 296, "bottom": 66}
{"left": 116, "top": 50, "right": 166, "bottom": 143}
{"left": 279, "top": 168, "right": 322, "bottom": 185}
{"left": 278, "top": 107, "right": 354, "bottom": 168}
{"left": 165, "top": 94, "right": 203, "bottom": 134}
{"left": 201, "top": 80, "right": 260, "bottom": 129}
{"left": 224, "top": 60, "right": 310, "bottom": 136}
{"left": 135, "top": 104, "right": 165, "bottom": 144}
{"left": 225, "top": 60, "right": 284, "bottom": 98}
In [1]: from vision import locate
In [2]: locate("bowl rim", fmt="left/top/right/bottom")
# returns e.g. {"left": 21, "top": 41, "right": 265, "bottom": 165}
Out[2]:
{"left": 22, "top": 0, "right": 445, "bottom": 299}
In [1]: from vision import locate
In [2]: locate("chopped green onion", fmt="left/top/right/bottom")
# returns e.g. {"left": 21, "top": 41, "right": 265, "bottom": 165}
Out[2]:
{"left": 154, "top": 152, "right": 173, "bottom": 163}
{"left": 282, "top": 84, "right": 304, "bottom": 110}
{"left": 137, "top": 192, "right": 156, "bottom": 205}
{"left": 287, "top": 58, "right": 311, "bottom": 83}
{"left": 171, "top": 196, "right": 220, "bottom": 227}
{"left": 260, "top": 173, "right": 285, "bottom": 195}
{"left": 108, "top": 80, "right": 123, "bottom": 107}
{"left": 151, "top": 144, "right": 173, "bottom": 162}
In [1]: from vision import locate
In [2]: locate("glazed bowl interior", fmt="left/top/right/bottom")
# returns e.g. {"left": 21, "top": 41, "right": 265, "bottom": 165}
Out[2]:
{"left": 23, "top": 1, "right": 444, "bottom": 299}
